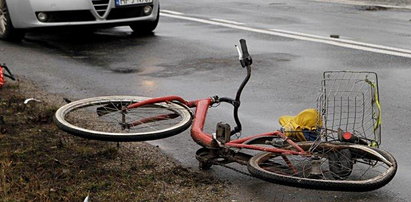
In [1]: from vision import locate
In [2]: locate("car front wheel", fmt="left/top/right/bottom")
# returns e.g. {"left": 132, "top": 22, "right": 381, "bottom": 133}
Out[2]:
{"left": 0, "top": 0, "right": 25, "bottom": 41}
{"left": 129, "top": 6, "right": 159, "bottom": 35}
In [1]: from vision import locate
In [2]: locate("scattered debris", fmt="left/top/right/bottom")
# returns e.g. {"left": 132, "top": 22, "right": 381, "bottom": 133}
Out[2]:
{"left": 84, "top": 195, "right": 90, "bottom": 202}
{"left": 0, "top": 115, "right": 6, "bottom": 134}
{"left": 111, "top": 67, "right": 139, "bottom": 74}
{"left": 358, "top": 5, "right": 389, "bottom": 11}
{"left": 63, "top": 97, "right": 72, "bottom": 103}
{"left": 330, "top": 34, "right": 340, "bottom": 39}
{"left": 23, "top": 98, "right": 42, "bottom": 104}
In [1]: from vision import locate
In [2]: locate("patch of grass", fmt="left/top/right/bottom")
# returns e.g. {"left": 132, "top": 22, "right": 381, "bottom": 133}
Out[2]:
{"left": 0, "top": 82, "right": 229, "bottom": 201}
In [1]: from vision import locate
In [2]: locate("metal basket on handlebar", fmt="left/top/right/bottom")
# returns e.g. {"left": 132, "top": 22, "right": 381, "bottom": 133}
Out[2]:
{"left": 317, "top": 71, "right": 381, "bottom": 147}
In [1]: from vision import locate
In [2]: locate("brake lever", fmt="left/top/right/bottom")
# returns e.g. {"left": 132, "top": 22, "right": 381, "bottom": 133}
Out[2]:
{"left": 235, "top": 45, "right": 246, "bottom": 68}
{"left": 235, "top": 45, "right": 243, "bottom": 60}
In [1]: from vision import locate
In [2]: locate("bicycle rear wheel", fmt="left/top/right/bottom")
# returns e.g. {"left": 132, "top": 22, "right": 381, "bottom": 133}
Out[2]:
{"left": 247, "top": 142, "right": 397, "bottom": 191}
{"left": 54, "top": 96, "right": 193, "bottom": 141}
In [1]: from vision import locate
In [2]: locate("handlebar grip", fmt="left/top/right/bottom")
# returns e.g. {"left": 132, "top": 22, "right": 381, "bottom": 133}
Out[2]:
{"left": 239, "top": 39, "right": 250, "bottom": 59}
{"left": 238, "top": 39, "right": 252, "bottom": 67}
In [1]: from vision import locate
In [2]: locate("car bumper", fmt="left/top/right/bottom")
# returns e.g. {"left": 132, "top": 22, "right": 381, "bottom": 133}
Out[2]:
{"left": 6, "top": 0, "right": 159, "bottom": 29}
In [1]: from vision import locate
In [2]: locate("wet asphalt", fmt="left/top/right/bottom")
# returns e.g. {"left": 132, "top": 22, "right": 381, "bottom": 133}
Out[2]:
{"left": 1, "top": 0, "right": 411, "bottom": 201}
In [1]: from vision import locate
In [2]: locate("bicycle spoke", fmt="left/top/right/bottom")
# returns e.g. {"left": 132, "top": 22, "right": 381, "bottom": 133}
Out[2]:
{"left": 64, "top": 100, "right": 186, "bottom": 134}
{"left": 253, "top": 143, "right": 392, "bottom": 183}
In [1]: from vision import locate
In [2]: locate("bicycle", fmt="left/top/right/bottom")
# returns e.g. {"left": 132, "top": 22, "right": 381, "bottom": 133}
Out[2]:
{"left": 54, "top": 39, "right": 397, "bottom": 191}
{"left": 0, "top": 64, "right": 16, "bottom": 88}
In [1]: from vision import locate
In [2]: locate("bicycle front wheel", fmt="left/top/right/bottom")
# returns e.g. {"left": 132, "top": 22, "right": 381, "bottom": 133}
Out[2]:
{"left": 54, "top": 96, "right": 193, "bottom": 141}
{"left": 247, "top": 142, "right": 397, "bottom": 191}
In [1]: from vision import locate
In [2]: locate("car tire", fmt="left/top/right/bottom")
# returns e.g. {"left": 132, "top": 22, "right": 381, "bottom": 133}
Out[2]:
{"left": 129, "top": 6, "right": 160, "bottom": 35}
{"left": 0, "top": 0, "right": 25, "bottom": 41}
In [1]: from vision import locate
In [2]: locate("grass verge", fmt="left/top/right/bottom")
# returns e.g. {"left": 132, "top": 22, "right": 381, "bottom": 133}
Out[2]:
{"left": 0, "top": 81, "right": 228, "bottom": 201}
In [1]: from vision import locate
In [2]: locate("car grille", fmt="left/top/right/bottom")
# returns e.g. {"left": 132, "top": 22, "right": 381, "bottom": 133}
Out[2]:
{"left": 107, "top": 7, "right": 145, "bottom": 20}
{"left": 35, "top": 3, "right": 153, "bottom": 23}
{"left": 91, "top": 0, "right": 110, "bottom": 17}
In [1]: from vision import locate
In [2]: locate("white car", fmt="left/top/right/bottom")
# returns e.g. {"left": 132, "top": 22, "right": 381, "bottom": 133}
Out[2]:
{"left": 0, "top": 0, "right": 159, "bottom": 41}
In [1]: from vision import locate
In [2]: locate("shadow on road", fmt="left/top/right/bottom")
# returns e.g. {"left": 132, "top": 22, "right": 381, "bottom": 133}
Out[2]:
{"left": 16, "top": 27, "right": 162, "bottom": 73}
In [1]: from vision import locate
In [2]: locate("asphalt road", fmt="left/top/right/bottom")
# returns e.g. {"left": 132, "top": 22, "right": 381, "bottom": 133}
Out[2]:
{"left": 1, "top": 0, "right": 411, "bottom": 201}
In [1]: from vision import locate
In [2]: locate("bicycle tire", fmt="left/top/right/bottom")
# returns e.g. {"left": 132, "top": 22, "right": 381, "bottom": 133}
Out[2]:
{"left": 54, "top": 96, "right": 193, "bottom": 142}
{"left": 247, "top": 142, "right": 397, "bottom": 191}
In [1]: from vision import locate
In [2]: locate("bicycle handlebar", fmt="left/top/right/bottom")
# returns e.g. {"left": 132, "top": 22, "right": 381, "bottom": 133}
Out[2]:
{"left": 229, "top": 39, "right": 253, "bottom": 135}
{"left": 237, "top": 39, "right": 253, "bottom": 67}
{"left": 240, "top": 39, "right": 250, "bottom": 59}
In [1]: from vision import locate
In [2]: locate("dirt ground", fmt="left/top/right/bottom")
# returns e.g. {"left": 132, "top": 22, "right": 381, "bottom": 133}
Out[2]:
{"left": 0, "top": 78, "right": 229, "bottom": 201}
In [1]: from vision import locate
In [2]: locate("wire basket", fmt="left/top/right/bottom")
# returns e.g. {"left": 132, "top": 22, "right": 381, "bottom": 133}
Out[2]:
{"left": 317, "top": 71, "right": 381, "bottom": 146}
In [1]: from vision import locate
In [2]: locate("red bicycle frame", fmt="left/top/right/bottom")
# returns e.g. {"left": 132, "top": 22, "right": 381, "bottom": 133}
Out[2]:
{"left": 0, "top": 64, "right": 15, "bottom": 88}
{"left": 126, "top": 95, "right": 307, "bottom": 156}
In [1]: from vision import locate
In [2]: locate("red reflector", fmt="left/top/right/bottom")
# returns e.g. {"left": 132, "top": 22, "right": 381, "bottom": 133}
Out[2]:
{"left": 343, "top": 132, "right": 353, "bottom": 140}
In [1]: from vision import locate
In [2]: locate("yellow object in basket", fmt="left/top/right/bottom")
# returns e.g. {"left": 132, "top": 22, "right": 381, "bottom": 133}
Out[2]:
{"left": 279, "top": 109, "right": 322, "bottom": 141}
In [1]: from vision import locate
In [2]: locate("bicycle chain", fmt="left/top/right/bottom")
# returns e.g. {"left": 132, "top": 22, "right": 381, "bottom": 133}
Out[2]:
{"left": 214, "top": 162, "right": 254, "bottom": 178}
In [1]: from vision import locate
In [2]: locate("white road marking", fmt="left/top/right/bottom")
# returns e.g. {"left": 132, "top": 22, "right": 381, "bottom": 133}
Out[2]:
{"left": 161, "top": 9, "right": 184, "bottom": 15}
{"left": 160, "top": 12, "right": 411, "bottom": 58}
{"left": 269, "top": 28, "right": 411, "bottom": 55}
{"left": 210, "top": 18, "right": 245, "bottom": 25}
